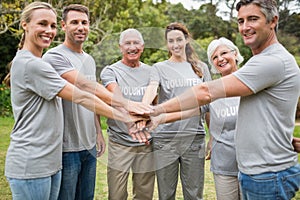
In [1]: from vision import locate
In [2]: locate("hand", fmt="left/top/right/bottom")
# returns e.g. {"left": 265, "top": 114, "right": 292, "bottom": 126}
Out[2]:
{"left": 127, "top": 122, "right": 151, "bottom": 143}
{"left": 96, "top": 131, "right": 106, "bottom": 157}
{"left": 136, "top": 120, "right": 147, "bottom": 131}
{"left": 150, "top": 104, "right": 165, "bottom": 117}
{"left": 125, "top": 100, "right": 153, "bottom": 116}
{"left": 127, "top": 114, "right": 166, "bottom": 144}
{"left": 292, "top": 137, "right": 300, "bottom": 153}
{"left": 144, "top": 114, "right": 165, "bottom": 132}
{"left": 115, "top": 106, "right": 150, "bottom": 124}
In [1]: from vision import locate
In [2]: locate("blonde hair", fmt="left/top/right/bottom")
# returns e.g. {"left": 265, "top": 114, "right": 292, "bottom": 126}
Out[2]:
{"left": 3, "top": 2, "right": 56, "bottom": 87}
{"left": 19, "top": 2, "right": 56, "bottom": 50}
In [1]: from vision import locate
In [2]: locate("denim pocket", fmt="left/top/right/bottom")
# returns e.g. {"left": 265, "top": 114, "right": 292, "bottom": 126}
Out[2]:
{"left": 281, "top": 165, "right": 300, "bottom": 199}
{"left": 240, "top": 172, "right": 277, "bottom": 199}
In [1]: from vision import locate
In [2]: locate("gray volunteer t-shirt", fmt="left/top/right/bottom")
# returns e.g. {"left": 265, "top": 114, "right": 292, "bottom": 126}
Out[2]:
{"left": 43, "top": 44, "right": 97, "bottom": 152}
{"left": 233, "top": 43, "right": 300, "bottom": 175}
{"left": 100, "top": 61, "right": 152, "bottom": 146}
{"left": 208, "top": 97, "right": 240, "bottom": 176}
{"left": 5, "top": 50, "right": 67, "bottom": 179}
{"left": 150, "top": 60, "right": 211, "bottom": 138}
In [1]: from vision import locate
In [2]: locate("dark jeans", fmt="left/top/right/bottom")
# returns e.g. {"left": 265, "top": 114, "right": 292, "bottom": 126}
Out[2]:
{"left": 58, "top": 146, "right": 97, "bottom": 200}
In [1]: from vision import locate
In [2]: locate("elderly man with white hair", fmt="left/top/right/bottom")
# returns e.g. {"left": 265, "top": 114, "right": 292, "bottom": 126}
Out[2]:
{"left": 100, "top": 28, "right": 155, "bottom": 200}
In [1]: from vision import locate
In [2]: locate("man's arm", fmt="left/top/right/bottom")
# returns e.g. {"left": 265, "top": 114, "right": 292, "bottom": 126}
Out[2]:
{"left": 153, "top": 74, "right": 252, "bottom": 115}
{"left": 57, "top": 82, "right": 143, "bottom": 123}
{"left": 95, "top": 114, "right": 105, "bottom": 157}
{"left": 145, "top": 108, "right": 200, "bottom": 132}
{"left": 142, "top": 81, "right": 159, "bottom": 105}
{"left": 61, "top": 70, "right": 152, "bottom": 115}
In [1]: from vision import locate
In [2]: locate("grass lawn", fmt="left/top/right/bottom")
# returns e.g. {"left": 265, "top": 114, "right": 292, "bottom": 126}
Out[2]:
{"left": 1, "top": 117, "right": 300, "bottom": 200}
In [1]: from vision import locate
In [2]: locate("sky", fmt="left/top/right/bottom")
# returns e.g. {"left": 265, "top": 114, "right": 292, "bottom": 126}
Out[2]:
{"left": 168, "top": 0, "right": 203, "bottom": 10}
{"left": 168, "top": 0, "right": 300, "bottom": 14}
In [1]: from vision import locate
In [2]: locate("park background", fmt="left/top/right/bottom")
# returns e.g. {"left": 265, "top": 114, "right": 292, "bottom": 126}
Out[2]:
{"left": 0, "top": 0, "right": 300, "bottom": 199}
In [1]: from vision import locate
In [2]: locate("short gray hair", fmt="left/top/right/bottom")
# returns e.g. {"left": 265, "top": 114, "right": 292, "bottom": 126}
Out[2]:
{"left": 236, "top": 0, "right": 279, "bottom": 31}
{"left": 207, "top": 37, "right": 244, "bottom": 74}
{"left": 119, "top": 28, "right": 144, "bottom": 45}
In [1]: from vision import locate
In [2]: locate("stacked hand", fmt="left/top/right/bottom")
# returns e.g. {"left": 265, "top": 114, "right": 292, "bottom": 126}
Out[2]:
{"left": 125, "top": 100, "right": 154, "bottom": 116}
{"left": 127, "top": 113, "right": 165, "bottom": 144}
{"left": 292, "top": 137, "right": 300, "bottom": 153}
{"left": 121, "top": 103, "right": 165, "bottom": 144}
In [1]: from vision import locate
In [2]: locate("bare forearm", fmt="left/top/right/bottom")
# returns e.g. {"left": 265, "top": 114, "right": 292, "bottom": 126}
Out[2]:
{"left": 59, "top": 84, "right": 125, "bottom": 121}
{"left": 164, "top": 108, "right": 200, "bottom": 123}
{"left": 78, "top": 80, "right": 128, "bottom": 107}
{"left": 61, "top": 70, "right": 127, "bottom": 107}
{"left": 142, "top": 82, "right": 159, "bottom": 105}
{"left": 73, "top": 89, "right": 125, "bottom": 121}
{"left": 154, "top": 75, "right": 252, "bottom": 115}
{"left": 154, "top": 84, "right": 209, "bottom": 115}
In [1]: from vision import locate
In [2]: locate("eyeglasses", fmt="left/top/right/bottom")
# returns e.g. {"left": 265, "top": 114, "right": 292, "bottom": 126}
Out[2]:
{"left": 212, "top": 50, "right": 235, "bottom": 62}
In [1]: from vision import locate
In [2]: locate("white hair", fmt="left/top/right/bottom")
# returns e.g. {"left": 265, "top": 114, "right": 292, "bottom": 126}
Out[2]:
{"left": 119, "top": 28, "right": 144, "bottom": 45}
{"left": 207, "top": 37, "right": 244, "bottom": 74}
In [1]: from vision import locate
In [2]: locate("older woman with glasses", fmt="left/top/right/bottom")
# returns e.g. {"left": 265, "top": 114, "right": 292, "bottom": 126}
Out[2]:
{"left": 205, "top": 37, "right": 244, "bottom": 200}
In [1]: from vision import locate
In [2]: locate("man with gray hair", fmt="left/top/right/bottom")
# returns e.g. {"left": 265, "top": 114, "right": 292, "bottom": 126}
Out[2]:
{"left": 100, "top": 28, "right": 155, "bottom": 200}
{"left": 149, "top": 0, "right": 300, "bottom": 199}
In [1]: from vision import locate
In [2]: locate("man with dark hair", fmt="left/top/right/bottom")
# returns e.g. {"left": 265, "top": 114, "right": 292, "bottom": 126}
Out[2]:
{"left": 43, "top": 4, "right": 152, "bottom": 200}
{"left": 149, "top": 0, "right": 300, "bottom": 199}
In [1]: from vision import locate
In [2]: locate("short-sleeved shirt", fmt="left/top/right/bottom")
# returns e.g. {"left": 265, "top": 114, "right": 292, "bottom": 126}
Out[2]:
{"left": 43, "top": 44, "right": 97, "bottom": 152}
{"left": 233, "top": 43, "right": 300, "bottom": 175}
{"left": 100, "top": 61, "right": 152, "bottom": 146}
{"left": 5, "top": 50, "right": 67, "bottom": 179}
{"left": 150, "top": 60, "right": 211, "bottom": 138}
{"left": 207, "top": 97, "right": 240, "bottom": 176}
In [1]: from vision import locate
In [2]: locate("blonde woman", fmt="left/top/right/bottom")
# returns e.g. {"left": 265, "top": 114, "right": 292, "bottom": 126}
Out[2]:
{"left": 4, "top": 2, "right": 143, "bottom": 199}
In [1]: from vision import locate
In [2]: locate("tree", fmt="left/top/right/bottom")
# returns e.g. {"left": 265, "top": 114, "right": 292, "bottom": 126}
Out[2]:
{"left": 1, "top": 0, "right": 300, "bottom": 83}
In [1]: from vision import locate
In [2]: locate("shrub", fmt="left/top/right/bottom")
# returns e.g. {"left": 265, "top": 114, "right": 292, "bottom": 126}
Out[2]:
{"left": 0, "top": 84, "right": 12, "bottom": 117}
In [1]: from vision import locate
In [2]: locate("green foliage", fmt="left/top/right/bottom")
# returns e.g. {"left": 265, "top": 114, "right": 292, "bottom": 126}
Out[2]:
{"left": 0, "top": 32, "right": 18, "bottom": 82}
{"left": 0, "top": 84, "right": 12, "bottom": 117}
{"left": 294, "top": 126, "right": 300, "bottom": 137}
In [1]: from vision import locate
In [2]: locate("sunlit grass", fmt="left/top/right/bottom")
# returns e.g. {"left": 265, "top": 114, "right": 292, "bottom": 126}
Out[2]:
{"left": 1, "top": 117, "right": 300, "bottom": 199}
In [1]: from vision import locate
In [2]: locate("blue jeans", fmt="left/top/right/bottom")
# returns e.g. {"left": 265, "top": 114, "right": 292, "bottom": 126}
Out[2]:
{"left": 238, "top": 164, "right": 300, "bottom": 200}
{"left": 58, "top": 146, "right": 97, "bottom": 200}
{"left": 7, "top": 170, "right": 61, "bottom": 200}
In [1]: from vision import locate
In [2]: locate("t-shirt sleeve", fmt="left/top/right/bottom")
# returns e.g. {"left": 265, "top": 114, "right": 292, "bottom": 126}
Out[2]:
{"left": 233, "top": 55, "right": 284, "bottom": 93}
{"left": 100, "top": 66, "right": 117, "bottom": 87}
{"left": 200, "top": 62, "right": 212, "bottom": 82}
{"left": 43, "top": 51, "right": 74, "bottom": 76}
{"left": 25, "top": 59, "right": 67, "bottom": 100}
{"left": 149, "top": 64, "right": 160, "bottom": 83}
